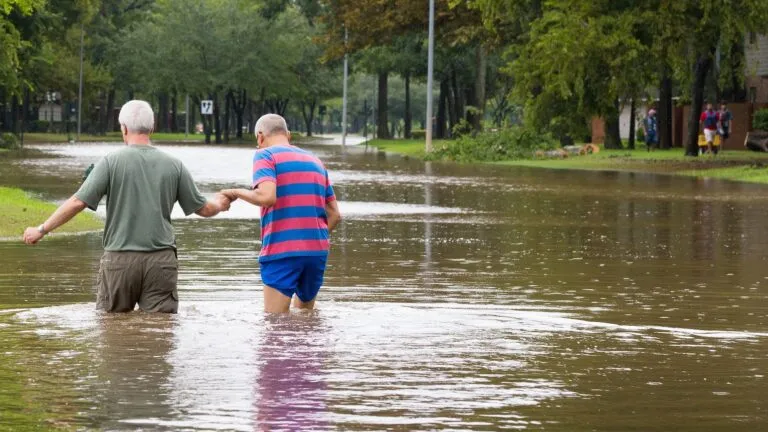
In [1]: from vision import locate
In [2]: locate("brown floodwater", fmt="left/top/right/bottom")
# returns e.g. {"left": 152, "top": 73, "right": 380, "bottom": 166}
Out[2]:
{"left": 0, "top": 142, "right": 766, "bottom": 431}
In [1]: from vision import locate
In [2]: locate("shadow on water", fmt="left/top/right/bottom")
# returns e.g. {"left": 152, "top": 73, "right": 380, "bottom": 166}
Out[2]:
{"left": 0, "top": 143, "right": 766, "bottom": 430}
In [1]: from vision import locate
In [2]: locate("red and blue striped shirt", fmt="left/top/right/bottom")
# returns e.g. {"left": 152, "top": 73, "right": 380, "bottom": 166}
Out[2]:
{"left": 252, "top": 145, "right": 335, "bottom": 262}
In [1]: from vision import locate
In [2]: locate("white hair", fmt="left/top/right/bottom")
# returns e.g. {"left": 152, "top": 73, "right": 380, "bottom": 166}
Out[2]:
{"left": 254, "top": 114, "right": 289, "bottom": 137}
{"left": 118, "top": 100, "right": 155, "bottom": 134}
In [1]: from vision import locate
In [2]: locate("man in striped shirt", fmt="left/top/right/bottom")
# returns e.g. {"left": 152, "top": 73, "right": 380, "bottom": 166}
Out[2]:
{"left": 223, "top": 114, "right": 341, "bottom": 313}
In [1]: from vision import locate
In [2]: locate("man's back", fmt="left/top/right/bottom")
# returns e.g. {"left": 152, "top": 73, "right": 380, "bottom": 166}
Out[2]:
{"left": 252, "top": 145, "right": 335, "bottom": 262}
{"left": 75, "top": 145, "right": 206, "bottom": 251}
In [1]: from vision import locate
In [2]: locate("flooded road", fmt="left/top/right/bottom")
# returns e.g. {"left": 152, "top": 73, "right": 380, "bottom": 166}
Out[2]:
{"left": 0, "top": 142, "right": 766, "bottom": 431}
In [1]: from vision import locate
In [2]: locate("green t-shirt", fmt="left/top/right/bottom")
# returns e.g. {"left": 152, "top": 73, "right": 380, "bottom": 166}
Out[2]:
{"left": 74, "top": 145, "right": 207, "bottom": 251}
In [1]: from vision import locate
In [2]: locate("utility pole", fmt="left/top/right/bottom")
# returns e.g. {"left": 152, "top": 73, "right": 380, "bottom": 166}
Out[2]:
{"left": 426, "top": 0, "right": 435, "bottom": 152}
{"left": 185, "top": 94, "right": 190, "bottom": 138}
{"left": 77, "top": 25, "right": 85, "bottom": 141}
{"left": 342, "top": 27, "right": 349, "bottom": 147}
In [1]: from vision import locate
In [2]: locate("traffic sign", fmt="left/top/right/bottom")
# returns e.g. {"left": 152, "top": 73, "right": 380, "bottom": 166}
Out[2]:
{"left": 201, "top": 100, "right": 213, "bottom": 115}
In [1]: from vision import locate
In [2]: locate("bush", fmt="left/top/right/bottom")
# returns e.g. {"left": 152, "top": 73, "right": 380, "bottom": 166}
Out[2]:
{"left": 636, "top": 126, "right": 645, "bottom": 142}
{"left": 427, "top": 126, "right": 558, "bottom": 162}
{"left": 0, "top": 133, "right": 19, "bottom": 150}
{"left": 411, "top": 129, "right": 426, "bottom": 139}
{"left": 753, "top": 109, "right": 768, "bottom": 131}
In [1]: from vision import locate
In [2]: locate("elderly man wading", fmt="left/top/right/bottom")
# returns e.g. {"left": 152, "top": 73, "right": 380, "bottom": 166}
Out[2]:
{"left": 222, "top": 114, "right": 341, "bottom": 313}
{"left": 22, "top": 100, "right": 231, "bottom": 313}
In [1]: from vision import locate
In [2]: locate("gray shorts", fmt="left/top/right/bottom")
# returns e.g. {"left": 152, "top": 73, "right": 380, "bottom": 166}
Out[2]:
{"left": 96, "top": 249, "right": 179, "bottom": 313}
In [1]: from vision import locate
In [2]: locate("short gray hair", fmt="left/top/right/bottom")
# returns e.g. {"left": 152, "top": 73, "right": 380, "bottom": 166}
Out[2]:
{"left": 118, "top": 100, "right": 155, "bottom": 134}
{"left": 254, "top": 114, "right": 289, "bottom": 137}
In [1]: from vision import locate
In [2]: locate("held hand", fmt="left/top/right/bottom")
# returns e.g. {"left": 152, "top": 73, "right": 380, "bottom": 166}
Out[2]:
{"left": 214, "top": 193, "right": 231, "bottom": 212}
{"left": 23, "top": 227, "right": 44, "bottom": 245}
{"left": 220, "top": 189, "right": 239, "bottom": 202}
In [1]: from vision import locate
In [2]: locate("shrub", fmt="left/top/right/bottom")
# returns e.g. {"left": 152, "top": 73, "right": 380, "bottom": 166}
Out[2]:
{"left": 411, "top": 129, "right": 426, "bottom": 139}
{"left": 0, "top": 133, "right": 19, "bottom": 150}
{"left": 636, "top": 126, "right": 645, "bottom": 142}
{"left": 427, "top": 125, "right": 558, "bottom": 162}
{"left": 753, "top": 109, "right": 768, "bottom": 131}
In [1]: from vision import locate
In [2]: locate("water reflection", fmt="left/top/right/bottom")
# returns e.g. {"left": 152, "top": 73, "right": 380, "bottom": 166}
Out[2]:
{"left": 255, "top": 313, "right": 330, "bottom": 431}
{"left": 93, "top": 313, "right": 176, "bottom": 430}
{"left": 0, "top": 143, "right": 767, "bottom": 430}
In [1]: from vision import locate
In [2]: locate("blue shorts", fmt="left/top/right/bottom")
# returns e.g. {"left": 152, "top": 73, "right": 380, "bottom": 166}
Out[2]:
{"left": 259, "top": 256, "right": 328, "bottom": 302}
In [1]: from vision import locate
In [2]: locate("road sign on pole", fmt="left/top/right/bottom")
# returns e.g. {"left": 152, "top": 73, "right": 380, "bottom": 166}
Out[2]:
{"left": 201, "top": 100, "right": 213, "bottom": 115}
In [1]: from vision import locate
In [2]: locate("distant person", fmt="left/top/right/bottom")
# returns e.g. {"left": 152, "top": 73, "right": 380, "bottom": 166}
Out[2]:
{"left": 222, "top": 114, "right": 341, "bottom": 314}
{"left": 718, "top": 102, "right": 733, "bottom": 146}
{"left": 699, "top": 102, "right": 721, "bottom": 155}
{"left": 22, "top": 100, "right": 232, "bottom": 313}
{"left": 642, "top": 109, "right": 658, "bottom": 151}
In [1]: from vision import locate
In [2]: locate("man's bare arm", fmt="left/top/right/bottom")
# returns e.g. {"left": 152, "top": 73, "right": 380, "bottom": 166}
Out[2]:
{"left": 23, "top": 196, "right": 89, "bottom": 244}
{"left": 222, "top": 182, "right": 277, "bottom": 207}
{"left": 326, "top": 199, "right": 341, "bottom": 233}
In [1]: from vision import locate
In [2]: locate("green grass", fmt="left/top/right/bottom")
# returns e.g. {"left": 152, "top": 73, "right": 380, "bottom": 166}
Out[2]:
{"left": 23, "top": 132, "right": 207, "bottom": 144}
{"left": 496, "top": 147, "right": 768, "bottom": 183}
{"left": 678, "top": 164, "right": 768, "bottom": 184}
{"left": 367, "top": 138, "right": 450, "bottom": 158}
{"left": 0, "top": 187, "right": 102, "bottom": 239}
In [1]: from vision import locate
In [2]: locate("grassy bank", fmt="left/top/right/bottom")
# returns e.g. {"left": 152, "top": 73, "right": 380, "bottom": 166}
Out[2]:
{"left": 367, "top": 138, "right": 450, "bottom": 158}
{"left": 22, "top": 132, "right": 206, "bottom": 144}
{"left": 21, "top": 132, "right": 322, "bottom": 146}
{"left": 372, "top": 137, "right": 768, "bottom": 185}
{"left": 502, "top": 148, "right": 768, "bottom": 183}
{"left": 0, "top": 187, "right": 102, "bottom": 238}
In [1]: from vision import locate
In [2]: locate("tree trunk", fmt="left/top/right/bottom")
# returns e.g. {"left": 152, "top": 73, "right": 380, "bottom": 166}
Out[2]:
{"left": 212, "top": 92, "right": 222, "bottom": 144}
{"left": 604, "top": 101, "right": 622, "bottom": 149}
{"left": 628, "top": 98, "right": 636, "bottom": 150}
{"left": 437, "top": 78, "right": 448, "bottom": 139}
{"left": 472, "top": 44, "right": 487, "bottom": 131}
{"left": 686, "top": 53, "right": 714, "bottom": 156}
{"left": 10, "top": 95, "right": 19, "bottom": 134}
{"left": 233, "top": 89, "right": 246, "bottom": 139}
{"left": 224, "top": 90, "right": 233, "bottom": 143}
{"left": 659, "top": 67, "right": 673, "bottom": 149}
{"left": 377, "top": 72, "right": 390, "bottom": 139}
{"left": 170, "top": 94, "right": 178, "bottom": 133}
{"left": 404, "top": 72, "right": 412, "bottom": 138}
{"left": 106, "top": 88, "right": 116, "bottom": 132}
{"left": 301, "top": 99, "right": 316, "bottom": 137}
{"left": 448, "top": 71, "right": 459, "bottom": 133}
{"left": 157, "top": 93, "right": 169, "bottom": 132}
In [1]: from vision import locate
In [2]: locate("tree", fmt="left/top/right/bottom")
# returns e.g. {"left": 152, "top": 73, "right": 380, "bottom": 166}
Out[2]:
{"left": 654, "top": 0, "right": 768, "bottom": 156}
{"left": 506, "top": 1, "right": 653, "bottom": 147}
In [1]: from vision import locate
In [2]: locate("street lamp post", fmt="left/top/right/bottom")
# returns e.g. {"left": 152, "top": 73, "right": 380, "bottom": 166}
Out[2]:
{"left": 342, "top": 27, "right": 349, "bottom": 147}
{"left": 425, "top": 0, "right": 435, "bottom": 153}
{"left": 77, "top": 25, "right": 85, "bottom": 141}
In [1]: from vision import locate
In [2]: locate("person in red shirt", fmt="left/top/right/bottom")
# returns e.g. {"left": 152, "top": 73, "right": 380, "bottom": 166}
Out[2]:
{"left": 699, "top": 102, "right": 721, "bottom": 155}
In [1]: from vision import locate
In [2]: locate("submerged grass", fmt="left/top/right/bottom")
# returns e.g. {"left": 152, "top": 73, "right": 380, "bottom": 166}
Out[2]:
{"left": 0, "top": 187, "right": 102, "bottom": 238}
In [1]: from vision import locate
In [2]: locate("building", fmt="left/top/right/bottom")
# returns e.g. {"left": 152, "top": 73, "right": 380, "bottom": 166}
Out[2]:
{"left": 746, "top": 33, "right": 768, "bottom": 103}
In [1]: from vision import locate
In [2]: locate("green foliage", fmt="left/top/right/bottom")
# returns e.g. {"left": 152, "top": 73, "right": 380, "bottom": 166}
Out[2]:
{"left": 428, "top": 126, "right": 558, "bottom": 162}
{"left": 753, "top": 109, "right": 768, "bottom": 131}
{"left": 411, "top": 129, "right": 426, "bottom": 139}
{"left": 0, "top": 133, "right": 20, "bottom": 150}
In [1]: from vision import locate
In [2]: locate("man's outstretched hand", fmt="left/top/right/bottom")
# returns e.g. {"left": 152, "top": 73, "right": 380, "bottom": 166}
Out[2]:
{"left": 23, "top": 227, "right": 44, "bottom": 245}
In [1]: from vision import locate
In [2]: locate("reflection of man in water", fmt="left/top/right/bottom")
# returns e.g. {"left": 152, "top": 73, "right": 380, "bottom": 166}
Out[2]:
{"left": 94, "top": 314, "right": 176, "bottom": 428}
{"left": 22, "top": 100, "right": 231, "bottom": 313}
{"left": 222, "top": 114, "right": 341, "bottom": 313}
{"left": 256, "top": 314, "right": 329, "bottom": 430}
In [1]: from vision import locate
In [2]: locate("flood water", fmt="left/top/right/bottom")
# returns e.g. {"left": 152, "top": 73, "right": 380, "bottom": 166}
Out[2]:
{"left": 0, "top": 142, "right": 766, "bottom": 431}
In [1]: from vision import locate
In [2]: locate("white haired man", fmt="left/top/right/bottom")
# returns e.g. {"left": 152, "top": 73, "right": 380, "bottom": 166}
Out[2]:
{"left": 22, "top": 100, "right": 231, "bottom": 313}
{"left": 222, "top": 114, "right": 341, "bottom": 313}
